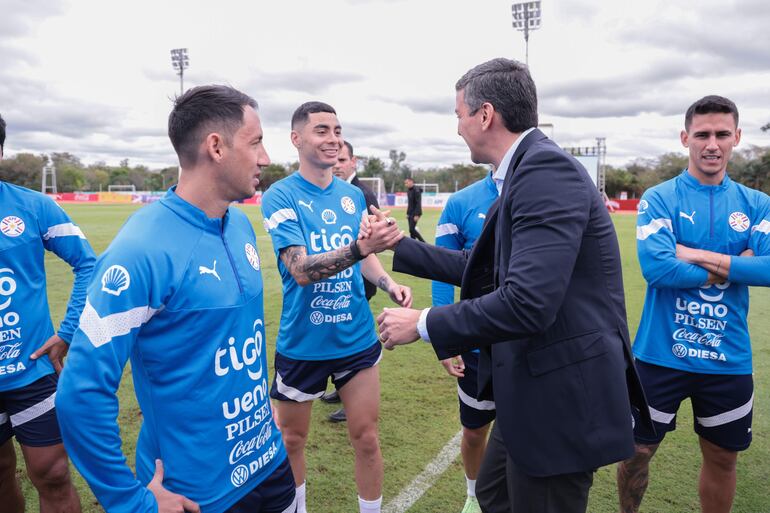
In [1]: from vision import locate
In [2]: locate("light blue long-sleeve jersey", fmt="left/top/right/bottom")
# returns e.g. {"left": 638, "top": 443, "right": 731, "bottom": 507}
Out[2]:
{"left": 56, "top": 189, "right": 286, "bottom": 513}
{"left": 261, "top": 172, "right": 377, "bottom": 360}
{"left": 431, "top": 174, "right": 498, "bottom": 308}
{"left": 634, "top": 170, "right": 770, "bottom": 374}
{"left": 0, "top": 181, "right": 95, "bottom": 391}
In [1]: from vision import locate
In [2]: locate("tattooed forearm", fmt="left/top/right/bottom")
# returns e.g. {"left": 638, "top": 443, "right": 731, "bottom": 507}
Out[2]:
{"left": 617, "top": 443, "right": 659, "bottom": 513}
{"left": 377, "top": 275, "right": 391, "bottom": 293}
{"left": 280, "top": 244, "right": 359, "bottom": 285}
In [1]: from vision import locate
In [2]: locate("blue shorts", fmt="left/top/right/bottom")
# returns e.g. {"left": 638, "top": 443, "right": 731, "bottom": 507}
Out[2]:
{"left": 271, "top": 341, "right": 382, "bottom": 402}
{"left": 225, "top": 456, "right": 296, "bottom": 513}
{"left": 632, "top": 360, "right": 753, "bottom": 451}
{"left": 0, "top": 373, "right": 61, "bottom": 447}
{"left": 457, "top": 351, "right": 496, "bottom": 430}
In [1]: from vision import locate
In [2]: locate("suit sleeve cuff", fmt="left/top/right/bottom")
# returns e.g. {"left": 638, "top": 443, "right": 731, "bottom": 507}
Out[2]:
{"left": 417, "top": 308, "right": 431, "bottom": 342}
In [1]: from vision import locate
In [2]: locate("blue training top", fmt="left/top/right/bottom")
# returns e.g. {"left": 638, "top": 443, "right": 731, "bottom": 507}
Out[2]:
{"left": 0, "top": 181, "right": 95, "bottom": 392}
{"left": 56, "top": 188, "right": 286, "bottom": 513}
{"left": 261, "top": 171, "right": 377, "bottom": 360}
{"left": 431, "top": 173, "right": 497, "bottom": 308}
{"left": 634, "top": 170, "right": 770, "bottom": 375}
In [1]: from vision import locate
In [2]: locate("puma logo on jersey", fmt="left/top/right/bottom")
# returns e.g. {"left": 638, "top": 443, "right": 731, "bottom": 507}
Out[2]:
{"left": 478, "top": 213, "right": 486, "bottom": 219}
{"left": 199, "top": 260, "right": 221, "bottom": 281}
{"left": 680, "top": 211, "right": 696, "bottom": 225}
{"left": 298, "top": 200, "right": 314, "bottom": 212}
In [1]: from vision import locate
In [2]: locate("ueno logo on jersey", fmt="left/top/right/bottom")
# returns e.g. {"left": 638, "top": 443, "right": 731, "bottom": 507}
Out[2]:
{"left": 341, "top": 196, "right": 356, "bottom": 215}
{"left": 100, "top": 265, "right": 130, "bottom": 296}
{"left": 675, "top": 282, "right": 730, "bottom": 319}
{"left": 310, "top": 226, "right": 354, "bottom": 252}
{"left": 698, "top": 281, "right": 730, "bottom": 302}
{"left": 0, "top": 268, "right": 21, "bottom": 341}
{"left": 729, "top": 212, "right": 750, "bottom": 232}
{"left": 0, "top": 216, "right": 25, "bottom": 237}
{"left": 215, "top": 319, "right": 265, "bottom": 382}
{"left": 245, "top": 243, "right": 260, "bottom": 271}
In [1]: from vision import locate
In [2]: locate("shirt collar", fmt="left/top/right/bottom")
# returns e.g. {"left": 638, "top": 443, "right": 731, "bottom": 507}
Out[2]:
{"left": 492, "top": 127, "right": 536, "bottom": 195}
{"left": 346, "top": 172, "right": 356, "bottom": 184}
{"left": 161, "top": 186, "right": 227, "bottom": 234}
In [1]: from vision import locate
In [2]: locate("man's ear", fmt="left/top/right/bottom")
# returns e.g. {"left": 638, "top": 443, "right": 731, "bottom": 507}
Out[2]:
{"left": 205, "top": 132, "right": 226, "bottom": 162}
{"left": 290, "top": 130, "right": 301, "bottom": 149}
{"left": 480, "top": 102, "right": 495, "bottom": 130}
{"left": 680, "top": 129, "right": 689, "bottom": 148}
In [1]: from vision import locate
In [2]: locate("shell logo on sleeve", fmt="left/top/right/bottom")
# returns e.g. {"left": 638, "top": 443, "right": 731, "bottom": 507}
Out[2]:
{"left": 341, "top": 196, "right": 356, "bottom": 215}
{"left": 1, "top": 216, "right": 25, "bottom": 237}
{"left": 245, "top": 243, "right": 260, "bottom": 271}
{"left": 101, "top": 265, "right": 131, "bottom": 296}
{"left": 728, "top": 212, "right": 749, "bottom": 232}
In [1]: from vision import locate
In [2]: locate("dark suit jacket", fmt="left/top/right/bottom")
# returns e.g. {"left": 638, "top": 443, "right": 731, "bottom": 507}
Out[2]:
{"left": 351, "top": 175, "right": 379, "bottom": 300}
{"left": 406, "top": 186, "right": 422, "bottom": 217}
{"left": 393, "top": 129, "right": 651, "bottom": 477}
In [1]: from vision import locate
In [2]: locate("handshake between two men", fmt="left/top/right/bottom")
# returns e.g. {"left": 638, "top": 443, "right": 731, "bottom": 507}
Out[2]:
{"left": 358, "top": 205, "right": 424, "bottom": 349}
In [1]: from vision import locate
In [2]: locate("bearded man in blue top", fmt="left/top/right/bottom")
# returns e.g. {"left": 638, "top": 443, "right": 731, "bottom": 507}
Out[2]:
{"left": 262, "top": 101, "right": 410, "bottom": 513}
{"left": 617, "top": 96, "right": 770, "bottom": 513}
{"left": 57, "top": 86, "right": 296, "bottom": 513}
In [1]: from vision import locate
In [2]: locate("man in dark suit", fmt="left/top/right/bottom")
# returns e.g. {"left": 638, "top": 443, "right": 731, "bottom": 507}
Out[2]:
{"left": 404, "top": 177, "right": 425, "bottom": 242}
{"left": 372, "top": 58, "right": 651, "bottom": 513}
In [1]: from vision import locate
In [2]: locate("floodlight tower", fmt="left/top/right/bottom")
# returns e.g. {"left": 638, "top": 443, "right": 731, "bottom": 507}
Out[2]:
{"left": 511, "top": 1, "right": 542, "bottom": 65}
{"left": 170, "top": 48, "right": 190, "bottom": 95}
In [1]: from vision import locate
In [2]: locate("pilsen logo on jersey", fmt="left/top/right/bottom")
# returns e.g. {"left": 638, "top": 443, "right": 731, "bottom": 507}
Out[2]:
{"left": 0, "top": 216, "right": 25, "bottom": 238}
{"left": 728, "top": 212, "right": 750, "bottom": 232}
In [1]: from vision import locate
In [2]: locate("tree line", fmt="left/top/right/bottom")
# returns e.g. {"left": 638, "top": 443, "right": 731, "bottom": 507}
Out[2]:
{"left": 604, "top": 145, "right": 770, "bottom": 198}
{"left": 2, "top": 145, "right": 768, "bottom": 197}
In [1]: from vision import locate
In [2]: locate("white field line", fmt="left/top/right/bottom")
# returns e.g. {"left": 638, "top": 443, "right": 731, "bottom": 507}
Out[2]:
{"left": 383, "top": 430, "right": 463, "bottom": 513}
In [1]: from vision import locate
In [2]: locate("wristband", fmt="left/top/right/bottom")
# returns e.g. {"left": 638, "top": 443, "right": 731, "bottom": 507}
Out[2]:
{"left": 350, "top": 240, "right": 365, "bottom": 261}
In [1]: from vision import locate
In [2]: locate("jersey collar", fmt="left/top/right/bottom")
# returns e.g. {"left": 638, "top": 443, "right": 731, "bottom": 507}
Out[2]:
{"left": 680, "top": 169, "right": 732, "bottom": 191}
{"left": 161, "top": 186, "right": 229, "bottom": 234}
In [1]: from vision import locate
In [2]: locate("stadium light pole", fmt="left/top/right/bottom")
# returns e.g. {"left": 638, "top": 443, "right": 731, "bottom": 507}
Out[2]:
{"left": 512, "top": 1, "right": 542, "bottom": 65}
{"left": 170, "top": 48, "right": 190, "bottom": 95}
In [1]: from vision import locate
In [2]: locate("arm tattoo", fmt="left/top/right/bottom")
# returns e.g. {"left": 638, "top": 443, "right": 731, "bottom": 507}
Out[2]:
{"left": 377, "top": 275, "right": 390, "bottom": 293}
{"left": 280, "top": 244, "right": 358, "bottom": 285}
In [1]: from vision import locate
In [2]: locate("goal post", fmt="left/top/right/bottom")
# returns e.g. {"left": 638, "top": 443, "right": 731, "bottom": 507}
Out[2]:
{"left": 358, "top": 177, "right": 387, "bottom": 208}
{"left": 107, "top": 184, "right": 137, "bottom": 194}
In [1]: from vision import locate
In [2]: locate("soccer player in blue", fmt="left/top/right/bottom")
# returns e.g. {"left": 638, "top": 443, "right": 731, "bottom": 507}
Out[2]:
{"left": 56, "top": 86, "right": 296, "bottom": 513}
{"left": 261, "top": 102, "right": 411, "bottom": 513}
{"left": 431, "top": 173, "right": 497, "bottom": 513}
{"left": 0, "top": 112, "right": 94, "bottom": 513}
{"left": 617, "top": 96, "right": 770, "bottom": 513}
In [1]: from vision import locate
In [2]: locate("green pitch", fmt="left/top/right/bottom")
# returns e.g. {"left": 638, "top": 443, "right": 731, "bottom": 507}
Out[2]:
{"left": 17, "top": 204, "right": 769, "bottom": 512}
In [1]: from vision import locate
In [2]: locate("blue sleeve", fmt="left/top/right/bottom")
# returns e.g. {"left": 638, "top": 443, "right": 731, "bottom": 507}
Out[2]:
{"left": 636, "top": 190, "right": 708, "bottom": 288}
{"left": 261, "top": 186, "right": 305, "bottom": 253}
{"left": 729, "top": 196, "right": 770, "bottom": 286}
{"left": 55, "top": 241, "right": 167, "bottom": 513}
{"left": 38, "top": 198, "right": 96, "bottom": 342}
{"left": 432, "top": 200, "right": 464, "bottom": 306}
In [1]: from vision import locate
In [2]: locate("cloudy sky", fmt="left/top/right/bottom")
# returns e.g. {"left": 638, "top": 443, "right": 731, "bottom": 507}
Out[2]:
{"left": 1, "top": 0, "right": 769, "bottom": 170}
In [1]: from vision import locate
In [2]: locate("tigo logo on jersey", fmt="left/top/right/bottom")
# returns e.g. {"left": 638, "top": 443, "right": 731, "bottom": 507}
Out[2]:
{"left": 245, "top": 243, "right": 260, "bottom": 271}
{"left": 0, "top": 216, "right": 25, "bottom": 237}
{"left": 728, "top": 212, "right": 749, "bottom": 232}
{"left": 321, "top": 209, "right": 337, "bottom": 225}
{"left": 341, "top": 196, "right": 356, "bottom": 215}
{"left": 100, "top": 265, "right": 131, "bottom": 296}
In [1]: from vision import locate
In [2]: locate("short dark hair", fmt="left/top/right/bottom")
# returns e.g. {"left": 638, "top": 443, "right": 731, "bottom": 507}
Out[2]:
{"left": 342, "top": 140, "right": 354, "bottom": 157}
{"left": 0, "top": 113, "right": 6, "bottom": 153}
{"left": 291, "top": 101, "right": 336, "bottom": 130}
{"left": 685, "top": 95, "right": 739, "bottom": 131}
{"left": 455, "top": 58, "right": 538, "bottom": 133}
{"left": 168, "top": 85, "right": 257, "bottom": 167}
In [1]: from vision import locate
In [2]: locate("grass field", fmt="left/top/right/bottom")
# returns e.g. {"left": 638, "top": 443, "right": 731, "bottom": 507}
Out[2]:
{"left": 17, "top": 204, "right": 770, "bottom": 512}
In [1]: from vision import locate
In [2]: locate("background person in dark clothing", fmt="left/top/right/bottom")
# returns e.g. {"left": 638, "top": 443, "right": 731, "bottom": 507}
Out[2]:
{"left": 405, "top": 177, "right": 425, "bottom": 242}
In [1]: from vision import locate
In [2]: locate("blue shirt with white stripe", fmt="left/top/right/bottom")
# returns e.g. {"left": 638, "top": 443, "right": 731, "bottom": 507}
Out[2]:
{"left": 431, "top": 173, "right": 497, "bottom": 315}
{"left": 56, "top": 188, "right": 286, "bottom": 513}
{"left": 0, "top": 181, "right": 95, "bottom": 392}
{"left": 261, "top": 171, "right": 377, "bottom": 360}
{"left": 634, "top": 170, "right": 770, "bottom": 374}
